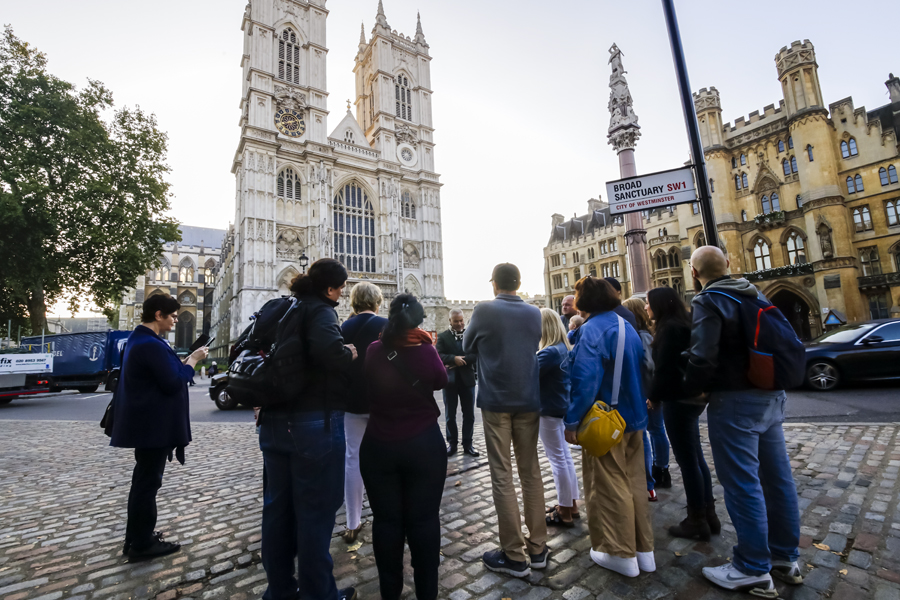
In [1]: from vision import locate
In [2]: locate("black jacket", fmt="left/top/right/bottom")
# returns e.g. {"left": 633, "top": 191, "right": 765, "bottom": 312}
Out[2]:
{"left": 435, "top": 329, "right": 477, "bottom": 388}
{"left": 648, "top": 322, "right": 691, "bottom": 403}
{"left": 286, "top": 293, "right": 354, "bottom": 412}
{"left": 683, "top": 276, "right": 763, "bottom": 397}
{"left": 341, "top": 313, "right": 388, "bottom": 414}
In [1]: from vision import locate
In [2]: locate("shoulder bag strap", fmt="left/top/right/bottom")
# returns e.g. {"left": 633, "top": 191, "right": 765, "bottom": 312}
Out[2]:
{"left": 386, "top": 349, "right": 436, "bottom": 402}
{"left": 610, "top": 315, "right": 626, "bottom": 407}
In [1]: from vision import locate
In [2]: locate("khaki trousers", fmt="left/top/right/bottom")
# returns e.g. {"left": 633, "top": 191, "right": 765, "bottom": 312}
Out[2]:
{"left": 582, "top": 430, "right": 654, "bottom": 557}
{"left": 482, "top": 410, "right": 548, "bottom": 562}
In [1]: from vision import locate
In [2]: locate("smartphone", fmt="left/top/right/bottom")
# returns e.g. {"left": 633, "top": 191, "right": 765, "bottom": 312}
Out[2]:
{"left": 188, "top": 334, "right": 212, "bottom": 353}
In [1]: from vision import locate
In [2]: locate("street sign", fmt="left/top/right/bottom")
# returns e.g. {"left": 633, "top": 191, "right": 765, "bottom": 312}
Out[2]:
{"left": 606, "top": 166, "right": 697, "bottom": 215}
{"left": 0, "top": 353, "right": 53, "bottom": 374}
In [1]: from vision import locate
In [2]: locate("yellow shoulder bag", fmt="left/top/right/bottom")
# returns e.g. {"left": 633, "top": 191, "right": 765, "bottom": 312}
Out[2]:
{"left": 577, "top": 315, "right": 627, "bottom": 457}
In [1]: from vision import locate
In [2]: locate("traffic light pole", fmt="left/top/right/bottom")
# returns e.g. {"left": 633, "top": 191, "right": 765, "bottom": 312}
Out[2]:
{"left": 661, "top": 0, "right": 720, "bottom": 248}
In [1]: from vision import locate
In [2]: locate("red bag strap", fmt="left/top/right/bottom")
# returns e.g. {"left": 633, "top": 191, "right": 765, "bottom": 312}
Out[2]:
{"left": 754, "top": 305, "right": 778, "bottom": 348}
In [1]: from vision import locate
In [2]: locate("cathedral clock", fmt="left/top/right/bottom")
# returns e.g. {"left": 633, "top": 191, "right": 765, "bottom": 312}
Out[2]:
{"left": 274, "top": 108, "right": 306, "bottom": 138}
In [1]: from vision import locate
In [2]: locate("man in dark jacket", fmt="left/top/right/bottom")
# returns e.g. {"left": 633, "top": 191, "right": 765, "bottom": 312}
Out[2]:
{"left": 435, "top": 309, "right": 479, "bottom": 457}
{"left": 683, "top": 246, "right": 801, "bottom": 596}
{"left": 111, "top": 294, "right": 208, "bottom": 561}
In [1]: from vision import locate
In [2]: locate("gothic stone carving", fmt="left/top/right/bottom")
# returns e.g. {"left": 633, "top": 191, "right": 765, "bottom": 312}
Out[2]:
{"left": 395, "top": 122, "right": 418, "bottom": 146}
{"left": 276, "top": 228, "right": 306, "bottom": 261}
{"left": 816, "top": 222, "right": 834, "bottom": 259}
{"left": 275, "top": 86, "right": 308, "bottom": 112}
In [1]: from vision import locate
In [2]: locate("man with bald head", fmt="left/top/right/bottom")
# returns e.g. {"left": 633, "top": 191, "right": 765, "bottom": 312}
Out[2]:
{"left": 559, "top": 295, "right": 577, "bottom": 328}
{"left": 684, "top": 246, "right": 801, "bottom": 595}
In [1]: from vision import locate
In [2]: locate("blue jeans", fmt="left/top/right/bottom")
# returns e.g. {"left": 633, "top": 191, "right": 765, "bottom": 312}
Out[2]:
{"left": 643, "top": 430, "right": 654, "bottom": 491}
{"left": 259, "top": 410, "right": 346, "bottom": 600}
{"left": 707, "top": 390, "right": 799, "bottom": 576}
{"left": 647, "top": 403, "right": 669, "bottom": 469}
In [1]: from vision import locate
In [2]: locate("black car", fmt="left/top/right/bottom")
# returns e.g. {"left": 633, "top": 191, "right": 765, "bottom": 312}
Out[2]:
{"left": 804, "top": 319, "right": 900, "bottom": 391}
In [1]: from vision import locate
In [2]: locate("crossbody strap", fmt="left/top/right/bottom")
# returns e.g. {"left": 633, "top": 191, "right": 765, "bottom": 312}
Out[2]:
{"left": 610, "top": 315, "right": 626, "bottom": 407}
{"left": 386, "top": 348, "right": 437, "bottom": 402}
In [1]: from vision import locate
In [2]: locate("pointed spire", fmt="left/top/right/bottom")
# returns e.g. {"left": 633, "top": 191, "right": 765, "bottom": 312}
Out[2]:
{"left": 414, "top": 11, "right": 427, "bottom": 45}
{"left": 358, "top": 21, "right": 367, "bottom": 50}
{"left": 375, "top": 0, "right": 389, "bottom": 29}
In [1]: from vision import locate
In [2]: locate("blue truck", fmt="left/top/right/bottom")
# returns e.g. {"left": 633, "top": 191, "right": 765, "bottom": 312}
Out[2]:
{"left": 22, "top": 331, "right": 130, "bottom": 393}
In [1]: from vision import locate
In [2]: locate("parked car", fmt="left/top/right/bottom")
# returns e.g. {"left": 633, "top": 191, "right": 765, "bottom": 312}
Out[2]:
{"left": 804, "top": 319, "right": 900, "bottom": 391}
{"left": 209, "top": 372, "right": 238, "bottom": 410}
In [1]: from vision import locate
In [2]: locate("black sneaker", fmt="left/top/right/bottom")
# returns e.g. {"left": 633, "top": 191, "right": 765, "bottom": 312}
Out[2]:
{"left": 483, "top": 549, "right": 531, "bottom": 578}
{"left": 659, "top": 467, "right": 672, "bottom": 489}
{"left": 338, "top": 588, "right": 358, "bottom": 600}
{"left": 127, "top": 533, "right": 180, "bottom": 562}
{"left": 530, "top": 546, "right": 550, "bottom": 569}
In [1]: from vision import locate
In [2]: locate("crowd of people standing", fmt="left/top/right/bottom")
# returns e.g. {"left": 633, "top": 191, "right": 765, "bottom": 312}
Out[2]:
{"left": 110, "top": 245, "right": 803, "bottom": 600}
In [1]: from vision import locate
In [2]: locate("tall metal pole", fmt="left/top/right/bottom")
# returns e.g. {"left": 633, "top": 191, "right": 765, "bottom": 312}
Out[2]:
{"left": 661, "top": 0, "right": 720, "bottom": 248}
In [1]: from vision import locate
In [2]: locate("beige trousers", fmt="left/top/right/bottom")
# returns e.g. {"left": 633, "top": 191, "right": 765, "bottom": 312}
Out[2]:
{"left": 582, "top": 430, "right": 654, "bottom": 557}
{"left": 482, "top": 410, "right": 548, "bottom": 562}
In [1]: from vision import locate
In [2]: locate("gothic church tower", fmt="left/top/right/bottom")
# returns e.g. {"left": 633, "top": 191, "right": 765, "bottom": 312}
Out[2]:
{"left": 217, "top": 0, "right": 446, "bottom": 342}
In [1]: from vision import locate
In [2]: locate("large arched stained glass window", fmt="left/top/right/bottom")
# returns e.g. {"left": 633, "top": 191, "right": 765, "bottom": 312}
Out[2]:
{"left": 333, "top": 182, "right": 376, "bottom": 273}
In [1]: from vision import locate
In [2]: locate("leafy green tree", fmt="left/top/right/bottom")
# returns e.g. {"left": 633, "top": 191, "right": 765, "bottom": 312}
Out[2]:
{"left": 0, "top": 27, "right": 179, "bottom": 334}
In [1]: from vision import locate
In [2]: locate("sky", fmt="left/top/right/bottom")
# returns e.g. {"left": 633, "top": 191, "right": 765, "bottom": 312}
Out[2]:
{"left": 5, "top": 0, "right": 896, "bottom": 309}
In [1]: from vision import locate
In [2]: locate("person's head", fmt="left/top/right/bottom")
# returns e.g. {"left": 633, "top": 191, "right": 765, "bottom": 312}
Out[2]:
{"left": 622, "top": 297, "right": 651, "bottom": 332}
{"left": 490, "top": 263, "right": 521, "bottom": 296}
{"left": 647, "top": 287, "right": 691, "bottom": 336}
{"left": 561, "top": 295, "right": 576, "bottom": 317}
{"left": 449, "top": 309, "right": 466, "bottom": 332}
{"left": 539, "top": 308, "right": 572, "bottom": 351}
{"left": 381, "top": 293, "right": 426, "bottom": 348}
{"left": 141, "top": 294, "right": 181, "bottom": 333}
{"left": 568, "top": 315, "right": 585, "bottom": 331}
{"left": 212, "top": 361, "right": 217, "bottom": 366}
{"left": 690, "top": 246, "right": 729, "bottom": 291}
{"left": 574, "top": 276, "right": 620, "bottom": 315}
{"left": 603, "top": 277, "right": 623, "bottom": 299}
{"left": 349, "top": 281, "right": 383, "bottom": 314}
{"left": 290, "top": 258, "right": 348, "bottom": 302}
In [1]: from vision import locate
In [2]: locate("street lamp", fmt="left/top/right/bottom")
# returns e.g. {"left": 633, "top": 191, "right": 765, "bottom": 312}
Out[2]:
{"left": 299, "top": 252, "right": 309, "bottom": 273}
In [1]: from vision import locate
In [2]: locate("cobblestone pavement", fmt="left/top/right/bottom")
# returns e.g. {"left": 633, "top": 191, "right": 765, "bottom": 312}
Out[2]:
{"left": 2, "top": 420, "right": 900, "bottom": 600}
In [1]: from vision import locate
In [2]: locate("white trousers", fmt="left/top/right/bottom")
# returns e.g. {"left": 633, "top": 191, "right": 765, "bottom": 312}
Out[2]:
{"left": 343, "top": 412, "right": 369, "bottom": 530}
{"left": 539, "top": 415, "right": 580, "bottom": 508}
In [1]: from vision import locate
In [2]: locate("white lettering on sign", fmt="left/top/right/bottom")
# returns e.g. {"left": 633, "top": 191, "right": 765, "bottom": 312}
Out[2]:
{"left": 605, "top": 166, "right": 698, "bottom": 215}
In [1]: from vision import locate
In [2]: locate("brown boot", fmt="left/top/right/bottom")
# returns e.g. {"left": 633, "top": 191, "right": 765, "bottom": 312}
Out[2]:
{"left": 706, "top": 502, "right": 722, "bottom": 535}
{"left": 668, "top": 507, "right": 711, "bottom": 542}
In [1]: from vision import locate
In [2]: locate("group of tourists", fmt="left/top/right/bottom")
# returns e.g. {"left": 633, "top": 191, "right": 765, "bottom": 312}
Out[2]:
{"left": 109, "top": 244, "right": 803, "bottom": 600}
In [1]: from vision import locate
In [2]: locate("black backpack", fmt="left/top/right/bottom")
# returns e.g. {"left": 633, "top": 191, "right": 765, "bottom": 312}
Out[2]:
{"left": 227, "top": 297, "right": 310, "bottom": 407}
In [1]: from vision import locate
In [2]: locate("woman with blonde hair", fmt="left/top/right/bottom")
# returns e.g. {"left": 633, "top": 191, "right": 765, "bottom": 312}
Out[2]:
{"left": 537, "top": 308, "right": 580, "bottom": 527}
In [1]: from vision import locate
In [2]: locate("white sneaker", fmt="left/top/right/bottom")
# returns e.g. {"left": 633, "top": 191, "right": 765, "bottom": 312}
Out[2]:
{"left": 770, "top": 560, "right": 803, "bottom": 585}
{"left": 702, "top": 563, "right": 777, "bottom": 598}
{"left": 637, "top": 551, "right": 656, "bottom": 572}
{"left": 590, "top": 549, "right": 639, "bottom": 578}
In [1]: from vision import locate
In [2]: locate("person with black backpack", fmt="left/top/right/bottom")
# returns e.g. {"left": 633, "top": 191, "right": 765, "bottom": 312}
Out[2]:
{"left": 684, "top": 246, "right": 803, "bottom": 597}
{"left": 257, "top": 258, "right": 359, "bottom": 600}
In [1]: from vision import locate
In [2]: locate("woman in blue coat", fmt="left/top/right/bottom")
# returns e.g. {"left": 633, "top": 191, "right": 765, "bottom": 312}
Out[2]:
{"left": 111, "top": 294, "right": 208, "bottom": 561}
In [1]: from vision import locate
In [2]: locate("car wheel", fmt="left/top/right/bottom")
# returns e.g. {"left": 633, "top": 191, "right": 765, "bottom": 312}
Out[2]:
{"left": 215, "top": 390, "right": 239, "bottom": 410}
{"left": 77, "top": 385, "right": 100, "bottom": 394}
{"left": 807, "top": 361, "right": 840, "bottom": 391}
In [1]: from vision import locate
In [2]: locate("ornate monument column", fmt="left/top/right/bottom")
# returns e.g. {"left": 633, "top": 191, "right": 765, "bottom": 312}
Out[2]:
{"left": 607, "top": 44, "right": 652, "bottom": 296}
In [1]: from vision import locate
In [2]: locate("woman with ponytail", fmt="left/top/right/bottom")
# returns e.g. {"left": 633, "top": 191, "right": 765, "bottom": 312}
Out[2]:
{"left": 359, "top": 294, "right": 448, "bottom": 600}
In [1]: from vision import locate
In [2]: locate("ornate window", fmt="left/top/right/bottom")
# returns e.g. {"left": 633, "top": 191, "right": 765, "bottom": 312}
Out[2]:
{"left": 761, "top": 195, "right": 771, "bottom": 213}
{"left": 655, "top": 252, "right": 666, "bottom": 271}
{"left": 740, "top": 154, "right": 747, "bottom": 166}
{"left": 859, "top": 247, "right": 882, "bottom": 276}
{"left": 741, "top": 173, "right": 748, "bottom": 188}
{"left": 179, "top": 266, "right": 194, "bottom": 283}
{"left": 732, "top": 157, "right": 737, "bottom": 169}
{"left": 786, "top": 231, "right": 806, "bottom": 265}
{"left": 278, "top": 28, "right": 301, "bottom": 84}
{"left": 734, "top": 175, "right": 741, "bottom": 190}
{"left": 588, "top": 247, "right": 595, "bottom": 260}
{"left": 611, "top": 239, "right": 618, "bottom": 252}
{"left": 752, "top": 239, "right": 772, "bottom": 271}
{"left": 741, "top": 210, "right": 747, "bottom": 222}
{"left": 853, "top": 206, "right": 873, "bottom": 232}
{"left": 790, "top": 156, "right": 798, "bottom": 173}
{"left": 564, "top": 273, "right": 569, "bottom": 287}
{"left": 669, "top": 250, "right": 680, "bottom": 268}
{"left": 401, "top": 191, "right": 416, "bottom": 219}
{"left": 867, "top": 293, "right": 890, "bottom": 319}
{"left": 612, "top": 262, "right": 620, "bottom": 277}
{"left": 807, "top": 145, "right": 814, "bottom": 162}
{"left": 771, "top": 193, "right": 781, "bottom": 212}
{"left": 156, "top": 260, "right": 170, "bottom": 282}
{"left": 573, "top": 267, "right": 581, "bottom": 281}
{"left": 886, "top": 200, "right": 899, "bottom": 227}
{"left": 778, "top": 140, "right": 785, "bottom": 153}
{"left": 788, "top": 136, "right": 793, "bottom": 149}
{"left": 782, "top": 159, "right": 791, "bottom": 176}
{"left": 277, "top": 168, "right": 301, "bottom": 201}
{"left": 841, "top": 139, "right": 859, "bottom": 159}
{"left": 203, "top": 259, "right": 215, "bottom": 283}
{"left": 333, "top": 182, "right": 376, "bottom": 273}
{"left": 562, "top": 254, "right": 567, "bottom": 265}
{"left": 589, "top": 264, "right": 597, "bottom": 277}
{"left": 855, "top": 174, "right": 864, "bottom": 193}
{"left": 882, "top": 165, "right": 898, "bottom": 186}
{"left": 601, "top": 264, "right": 610, "bottom": 278}
{"left": 395, "top": 75, "right": 412, "bottom": 121}
{"left": 847, "top": 176, "right": 856, "bottom": 194}
{"left": 344, "top": 130, "right": 355, "bottom": 144}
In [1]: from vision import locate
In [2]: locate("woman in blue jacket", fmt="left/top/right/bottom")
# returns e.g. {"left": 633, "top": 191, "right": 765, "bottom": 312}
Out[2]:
{"left": 537, "top": 308, "right": 579, "bottom": 528}
{"left": 111, "top": 293, "right": 208, "bottom": 561}
{"left": 564, "top": 277, "right": 654, "bottom": 579}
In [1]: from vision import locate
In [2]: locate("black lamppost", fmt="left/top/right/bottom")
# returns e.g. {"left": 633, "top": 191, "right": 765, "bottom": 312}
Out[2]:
{"left": 299, "top": 252, "right": 309, "bottom": 273}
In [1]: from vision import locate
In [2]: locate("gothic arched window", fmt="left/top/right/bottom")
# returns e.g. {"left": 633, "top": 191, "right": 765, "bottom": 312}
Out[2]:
{"left": 788, "top": 136, "right": 793, "bottom": 149}
{"left": 848, "top": 138, "right": 858, "bottom": 156}
{"left": 761, "top": 195, "right": 770, "bottom": 213}
{"left": 786, "top": 231, "right": 806, "bottom": 265}
{"left": 847, "top": 176, "right": 856, "bottom": 194}
{"left": 782, "top": 159, "right": 791, "bottom": 176}
{"left": 732, "top": 157, "right": 737, "bottom": 169}
{"left": 333, "top": 182, "right": 376, "bottom": 273}
{"left": 752, "top": 238, "right": 772, "bottom": 271}
{"left": 277, "top": 168, "right": 301, "bottom": 201}
{"left": 395, "top": 75, "right": 412, "bottom": 121}
{"left": 883, "top": 165, "right": 899, "bottom": 186}
{"left": 790, "top": 156, "right": 798, "bottom": 173}
{"left": 740, "top": 154, "right": 747, "bottom": 166}
{"left": 771, "top": 193, "right": 781, "bottom": 212}
{"left": 807, "top": 145, "right": 814, "bottom": 162}
{"left": 401, "top": 191, "right": 416, "bottom": 219}
{"left": 886, "top": 199, "right": 899, "bottom": 227}
{"left": 853, "top": 206, "right": 873, "bottom": 232}
{"left": 881, "top": 167, "right": 890, "bottom": 187}
{"left": 735, "top": 174, "right": 741, "bottom": 190}
{"left": 344, "top": 130, "right": 355, "bottom": 144}
{"left": 278, "top": 28, "right": 301, "bottom": 84}
{"left": 855, "top": 174, "right": 864, "bottom": 193}
{"left": 741, "top": 173, "right": 748, "bottom": 188}
{"left": 859, "top": 247, "right": 882, "bottom": 276}
{"left": 589, "top": 264, "right": 597, "bottom": 277}
{"left": 778, "top": 140, "right": 785, "bottom": 153}
{"left": 741, "top": 210, "right": 748, "bottom": 222}
{"left": 891, "top": 165, "right": 899, "bottom": 184}
{"left": 156, "top": 260, "right": 170, "bottom": 282}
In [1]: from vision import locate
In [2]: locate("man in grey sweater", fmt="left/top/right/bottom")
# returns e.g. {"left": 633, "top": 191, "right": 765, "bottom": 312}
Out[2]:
{"left": 463, "top": 263, "right": 548, "bottom": 578}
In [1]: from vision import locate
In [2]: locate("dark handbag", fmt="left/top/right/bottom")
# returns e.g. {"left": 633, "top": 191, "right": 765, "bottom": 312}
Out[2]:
{"left": 100, "top": 396, "right": 115, "bottom": 437}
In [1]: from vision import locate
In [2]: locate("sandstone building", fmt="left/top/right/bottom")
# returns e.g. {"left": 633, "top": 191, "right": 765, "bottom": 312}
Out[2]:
{"left": 544, "top": 40, "right": 900, "bottom": 339}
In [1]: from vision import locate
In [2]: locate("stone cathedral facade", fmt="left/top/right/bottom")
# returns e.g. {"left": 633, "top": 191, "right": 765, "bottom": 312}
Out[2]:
{"left": 210, "top": 0, "right": 447, "bottom": 352}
